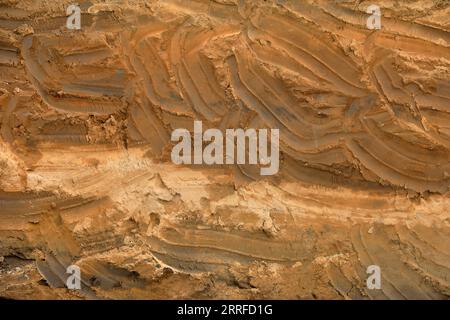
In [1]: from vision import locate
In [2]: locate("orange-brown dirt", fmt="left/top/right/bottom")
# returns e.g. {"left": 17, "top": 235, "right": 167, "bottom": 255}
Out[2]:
{"left": 0, "top": 0, "right": 449, "bottom": 299}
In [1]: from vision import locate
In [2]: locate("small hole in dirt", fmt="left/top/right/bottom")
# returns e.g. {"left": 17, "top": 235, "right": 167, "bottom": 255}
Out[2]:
{"left": 38, "top": 279, "right": 49, "bottom": 287}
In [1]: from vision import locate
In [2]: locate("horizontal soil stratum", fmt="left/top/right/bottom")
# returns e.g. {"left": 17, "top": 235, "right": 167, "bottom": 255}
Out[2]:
{"left": 0, "top": 0, "right": 450, "bottom": 299}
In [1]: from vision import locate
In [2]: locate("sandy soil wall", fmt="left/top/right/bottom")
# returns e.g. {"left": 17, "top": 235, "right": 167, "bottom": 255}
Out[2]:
{"left": 0, "top": 0, "right": 449, "bottom": 299}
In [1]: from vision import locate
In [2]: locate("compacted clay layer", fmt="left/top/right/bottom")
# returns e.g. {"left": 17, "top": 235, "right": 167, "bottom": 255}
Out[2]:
{"left": 0, "top": 0, "right": 449, "bottom": 299}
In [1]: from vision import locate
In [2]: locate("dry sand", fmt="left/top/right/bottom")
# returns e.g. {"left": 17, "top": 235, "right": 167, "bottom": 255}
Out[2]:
{"left": 0, "top": 0, "right": 449, "bottom": 299}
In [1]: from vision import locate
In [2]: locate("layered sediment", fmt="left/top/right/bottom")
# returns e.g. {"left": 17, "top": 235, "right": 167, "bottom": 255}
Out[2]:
{"left": 0, "top": 0, "right": 449, "bottom": 299}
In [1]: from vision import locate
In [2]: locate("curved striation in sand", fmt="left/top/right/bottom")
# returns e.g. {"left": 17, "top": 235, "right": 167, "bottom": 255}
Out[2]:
{"left": 0, "top": 0, "right": 449, "bottom": 299}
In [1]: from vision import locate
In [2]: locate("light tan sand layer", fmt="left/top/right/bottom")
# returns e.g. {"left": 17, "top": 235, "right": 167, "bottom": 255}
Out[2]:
{"left": 0, "top": 0, "right": 449, "bottom": 299}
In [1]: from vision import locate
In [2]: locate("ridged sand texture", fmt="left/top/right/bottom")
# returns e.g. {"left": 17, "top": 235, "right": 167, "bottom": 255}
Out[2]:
{"left": 0, "top": 0, "right": 449, "bottom": 299}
